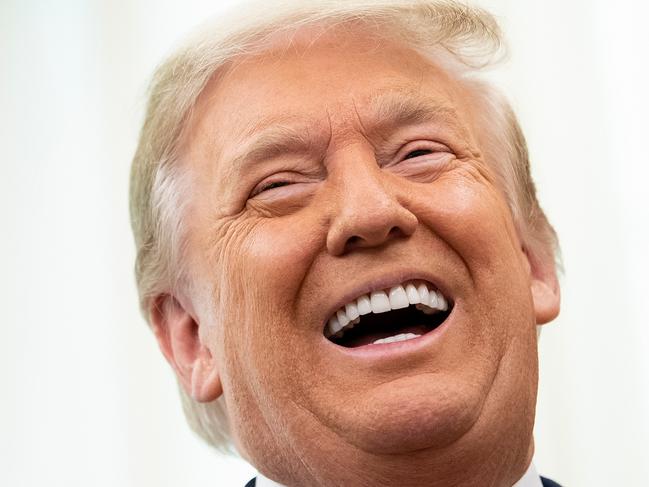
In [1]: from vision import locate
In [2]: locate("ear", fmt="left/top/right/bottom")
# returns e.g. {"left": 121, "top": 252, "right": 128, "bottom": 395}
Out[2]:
{"left": 150, "top": 294, "right": 222, "bottom": 402}
{"left": 523, "top": 246, "right": 561, "bottom": 325}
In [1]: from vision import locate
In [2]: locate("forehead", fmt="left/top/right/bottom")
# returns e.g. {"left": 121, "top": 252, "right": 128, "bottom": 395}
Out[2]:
{"left": 183, "top": 23, "right": 476, "bottom": 173}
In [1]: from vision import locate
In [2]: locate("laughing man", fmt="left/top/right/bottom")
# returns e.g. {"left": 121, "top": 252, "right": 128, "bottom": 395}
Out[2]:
{"left": 129, "top": 1, "right": 562, "bottom": 486}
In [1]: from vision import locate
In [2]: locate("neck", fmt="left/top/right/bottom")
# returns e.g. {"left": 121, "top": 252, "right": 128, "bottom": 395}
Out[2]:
{"left": 257, "top": 430, "right": 535, "bottom": 486}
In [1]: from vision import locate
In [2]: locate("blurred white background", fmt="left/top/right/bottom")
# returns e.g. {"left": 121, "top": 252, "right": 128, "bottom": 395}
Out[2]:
{"left": 1, "top": 1, "right": 647, "bottom": 486}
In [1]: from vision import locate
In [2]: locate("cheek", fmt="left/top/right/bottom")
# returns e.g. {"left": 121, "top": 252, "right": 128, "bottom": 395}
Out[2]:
{"left": 197, "top": 210, "right": 321, "bottom": 309}
{"left": 216, "top": 211, "right": 325, "bottom": 369}
{"left": 245, "top": 214, "right": 322, "bottom": 287}
{"left": 414, "top": 168, "right": 525, "bottom": 277}
{"left": 210, "top": 214, "right": 325, "bottom": 454}
{"left": 238, "top": 214, "right": 325, "bottom": 341}
{"left": 409, "top": 170, "right": 534, "bottom": 341}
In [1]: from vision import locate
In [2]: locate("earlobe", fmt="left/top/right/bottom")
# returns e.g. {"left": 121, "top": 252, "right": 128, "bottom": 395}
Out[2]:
{"left": 190, "top": 348, "right": 223, "bottom": 402}
{"left": 150, "top": 294, "right": 223, "bottom": 403}
{"left": 531, "top": 278, "right": 560, "bottom": 324}
{"left": 524, "top": 247, "right": 561, "bottom": 325}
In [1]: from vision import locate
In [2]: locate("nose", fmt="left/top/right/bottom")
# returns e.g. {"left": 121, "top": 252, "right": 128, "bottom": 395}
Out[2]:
{"left": 326, "top": 158, "right": 418, "bottom": 256}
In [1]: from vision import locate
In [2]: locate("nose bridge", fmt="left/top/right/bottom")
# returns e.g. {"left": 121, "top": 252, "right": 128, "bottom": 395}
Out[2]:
{"left": 336, "top": 157, "right": 392, "bottom": 214}
{"left": 325, "top": 147, "right": 418, "bottom": 256}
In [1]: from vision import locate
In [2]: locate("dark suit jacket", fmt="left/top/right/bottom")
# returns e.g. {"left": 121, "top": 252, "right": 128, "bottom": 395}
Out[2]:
{"left": 244, "top": 476, "right": 563, "bottom": 486}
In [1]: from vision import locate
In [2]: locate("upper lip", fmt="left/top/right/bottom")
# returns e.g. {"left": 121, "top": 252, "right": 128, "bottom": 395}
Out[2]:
{"left": 320, "top": 268, "right": 452, "bottom": 330}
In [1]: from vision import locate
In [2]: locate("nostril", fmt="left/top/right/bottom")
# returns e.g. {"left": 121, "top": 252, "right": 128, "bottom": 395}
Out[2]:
{"left": 330, "top": 205, "right": 418, "bottom": 255}
{"left": 344, "top": 226, "right": 405, "bottom": 252}
{"left": 346, "top": 235, "right": 362, "bottom": 249}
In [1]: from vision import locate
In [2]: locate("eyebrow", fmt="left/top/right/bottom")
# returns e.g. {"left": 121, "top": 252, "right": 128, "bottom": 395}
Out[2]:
{"left": 367, "top": 90, "right": 461, "bottom": 134}
{"left": 227, "top": 122, "right": 317, "bottom": 177}
{"left": 226, "top": 90, "right": 462, "bottom": 176}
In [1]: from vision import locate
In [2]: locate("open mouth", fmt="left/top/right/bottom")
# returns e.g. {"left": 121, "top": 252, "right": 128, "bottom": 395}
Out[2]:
{"left": 324, "top": 280, "right": 453, "bottom": 348}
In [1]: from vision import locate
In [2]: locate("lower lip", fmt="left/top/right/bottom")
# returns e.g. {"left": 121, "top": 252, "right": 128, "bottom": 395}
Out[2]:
{"left": 325, "top": 306, "right": 456, "bottom": 361}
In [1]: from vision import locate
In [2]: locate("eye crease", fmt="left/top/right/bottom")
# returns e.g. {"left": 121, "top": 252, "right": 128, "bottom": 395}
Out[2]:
{"left": 405, "top": 149, "right": 433, "bottom": 159}
{"left": 253, "top": 180, "right": 292, "bottom": 196}
{"left": 262, "top": 181, "right": 291, "bottom": 191}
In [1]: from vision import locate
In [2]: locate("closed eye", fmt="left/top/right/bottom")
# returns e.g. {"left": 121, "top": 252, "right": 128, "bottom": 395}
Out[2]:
{"left": 381, "top": 141, "right": 454, "bottom": 182}
{"left": 251, "top": 180, "right": 293, "bottom": 197}
{"left": 260, "top": 180, "right": 291, "bottom": 192}
{"left": 404, "top": 149, "right": 433, "bottom": 159}
{"left": 390, "top": 142, "right": 452, "bottom": 167}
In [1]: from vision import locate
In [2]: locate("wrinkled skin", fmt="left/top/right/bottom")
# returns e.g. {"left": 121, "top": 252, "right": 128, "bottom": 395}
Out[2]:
{"left": 152, "top": 24, "right": 560, "bottom": 487}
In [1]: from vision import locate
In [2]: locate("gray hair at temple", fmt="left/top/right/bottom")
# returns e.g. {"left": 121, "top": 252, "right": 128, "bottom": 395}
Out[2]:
{"left": 129, "top": 0, "right": 560, "bottom": 453}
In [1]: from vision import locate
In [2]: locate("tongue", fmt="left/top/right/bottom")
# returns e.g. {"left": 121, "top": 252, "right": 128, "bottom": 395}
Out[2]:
{"left": 343, "top": 324, "right": 430, "bottom": 348}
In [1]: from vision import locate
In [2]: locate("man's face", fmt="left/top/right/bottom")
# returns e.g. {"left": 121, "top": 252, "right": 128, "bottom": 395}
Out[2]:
{"left": 181, "top": 26, "right": 547, "bottom": 485}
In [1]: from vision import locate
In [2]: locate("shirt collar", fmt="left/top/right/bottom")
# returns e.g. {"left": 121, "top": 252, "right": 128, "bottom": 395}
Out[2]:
{"left": 257, "top": 462, "right": 543, "bottom": 487}
{"left": 255, "top": 473, "right": 284, "bottom": 487}
{"left": 513, "top": 463, "right": 543, "bottom": 487}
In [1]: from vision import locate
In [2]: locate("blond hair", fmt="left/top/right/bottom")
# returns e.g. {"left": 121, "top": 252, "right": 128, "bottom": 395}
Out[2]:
{"left": 129, "top": 0, "right": 559, "bottom": 453}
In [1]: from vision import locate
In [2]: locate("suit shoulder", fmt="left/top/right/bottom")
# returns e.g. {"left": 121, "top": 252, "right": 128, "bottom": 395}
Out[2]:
{"left": 541, "top": 476, "right": 562, "bottom": 487}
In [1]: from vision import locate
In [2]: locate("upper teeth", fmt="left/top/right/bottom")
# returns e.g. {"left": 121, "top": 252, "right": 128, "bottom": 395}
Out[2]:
{"left": 326, "top": 281, "right": 448, "bottom": 338}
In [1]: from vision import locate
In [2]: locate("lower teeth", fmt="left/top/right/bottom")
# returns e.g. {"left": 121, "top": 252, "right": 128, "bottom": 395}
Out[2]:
{"left": 372, "top": 332, "right": 421, "bottom": 345}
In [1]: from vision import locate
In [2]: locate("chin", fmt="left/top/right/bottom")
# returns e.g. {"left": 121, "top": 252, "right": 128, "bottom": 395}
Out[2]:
{"left": 330, "top": 372, "right": 485, "bottom": 454}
